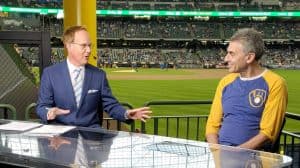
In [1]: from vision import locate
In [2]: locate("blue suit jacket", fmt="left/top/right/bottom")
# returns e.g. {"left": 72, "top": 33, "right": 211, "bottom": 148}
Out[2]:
{"left": 36, "top": 61, "right": 127, "bottom": 127}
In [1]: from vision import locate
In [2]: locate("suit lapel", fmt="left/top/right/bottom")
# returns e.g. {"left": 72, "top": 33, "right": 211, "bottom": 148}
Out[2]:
{"left": 79, "top": 65, "right": 92, "bottom": 108}
{"left": 62, "top": 61, "right": 77, "bottom": 107}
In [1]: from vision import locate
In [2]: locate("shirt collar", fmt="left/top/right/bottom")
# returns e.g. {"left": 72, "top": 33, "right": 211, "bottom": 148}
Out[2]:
{"left": 239, "top": 69, "right": 267, "bottom": 81}
{"left": 67, "top": 58, "right": 85, "bottom": 73}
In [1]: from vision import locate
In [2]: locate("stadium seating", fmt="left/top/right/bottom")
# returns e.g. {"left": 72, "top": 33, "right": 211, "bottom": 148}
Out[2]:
{"left": 0, "top": 0, "right": 298, "bottom": 68}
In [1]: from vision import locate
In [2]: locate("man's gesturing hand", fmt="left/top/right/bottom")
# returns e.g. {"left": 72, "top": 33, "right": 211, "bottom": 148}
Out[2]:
{"left": 126, "top": 107, "right": 152, "bottom": 122}
{"left": 47, "top": 107, "right": 70, "bottom": 120}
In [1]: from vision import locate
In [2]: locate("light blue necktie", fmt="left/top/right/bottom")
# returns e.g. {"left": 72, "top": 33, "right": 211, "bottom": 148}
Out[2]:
{"left": 73, "top": 68, "right": 83, "bottom": 107}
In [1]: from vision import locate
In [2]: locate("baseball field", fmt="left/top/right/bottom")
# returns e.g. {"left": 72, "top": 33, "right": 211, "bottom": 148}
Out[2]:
{"left": 105, "top": 68, "right": 300, "bottom": 134}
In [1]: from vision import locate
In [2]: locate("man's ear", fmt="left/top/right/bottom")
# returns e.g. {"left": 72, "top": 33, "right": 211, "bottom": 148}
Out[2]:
{"left": 65, "top": 43, "right": 71, "bottom": 49}
{"left": 246, "top": 52, "right": 256, "bottom": 64}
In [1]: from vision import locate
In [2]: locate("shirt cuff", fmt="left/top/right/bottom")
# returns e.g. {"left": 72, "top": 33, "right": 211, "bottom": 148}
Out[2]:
{"left": 46, "top": 107, "right": 52, "bottom": 121}
{"left": 124, "top": 110, "right": 129, "bottom": 120}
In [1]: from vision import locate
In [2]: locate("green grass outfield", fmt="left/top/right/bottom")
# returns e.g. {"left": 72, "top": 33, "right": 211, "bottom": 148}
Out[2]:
{"left": 105, "top": 68, "right": 300, "bottom": 135}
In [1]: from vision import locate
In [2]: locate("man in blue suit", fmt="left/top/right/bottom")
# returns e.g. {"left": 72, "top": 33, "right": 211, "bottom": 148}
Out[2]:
{"left": 36, "top": 25, "right": 151, "bottom": 127}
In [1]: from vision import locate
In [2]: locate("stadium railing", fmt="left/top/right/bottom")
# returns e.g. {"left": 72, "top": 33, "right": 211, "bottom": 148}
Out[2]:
{"left": 102, "top": 102, "right": 136, "bottom": 131}
{"left": 0, "top": 103, "right": 17, "bottom": 119}
{"left": 102, "top": 100, "right": 212, "bottom": 139}
{"left": 281, "top": 112, "right": 300, "bottom": 167}
{"left": 141, "top": 100, "right": 212, "bottom": 140}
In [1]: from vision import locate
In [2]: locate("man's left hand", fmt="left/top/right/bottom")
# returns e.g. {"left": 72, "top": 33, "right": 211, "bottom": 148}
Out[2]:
{"left": 126, "top": 107, "right": 152, "bottom": 122}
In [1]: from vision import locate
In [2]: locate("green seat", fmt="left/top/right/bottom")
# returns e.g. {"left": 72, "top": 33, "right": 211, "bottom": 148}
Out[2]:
{"left": 0, "top": 103, "right": 17, "bottom": 119}
{"left": 25, "top": 102, "right": 40, "bottom": 122}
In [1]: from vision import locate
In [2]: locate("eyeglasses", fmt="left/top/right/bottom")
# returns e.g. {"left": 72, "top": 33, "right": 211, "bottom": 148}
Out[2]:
{"left": 71, "top": 42, "right": 94, "bottom": 50}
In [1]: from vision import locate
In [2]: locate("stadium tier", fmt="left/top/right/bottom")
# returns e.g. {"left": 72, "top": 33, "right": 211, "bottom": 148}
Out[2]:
{"left": 0, "top": 0, "right": 299, "bottom": 69}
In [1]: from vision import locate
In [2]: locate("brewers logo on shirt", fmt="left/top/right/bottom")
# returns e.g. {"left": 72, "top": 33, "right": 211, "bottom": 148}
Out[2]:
{"left": 249, "top": 89, "right": 267, "bottom": 108}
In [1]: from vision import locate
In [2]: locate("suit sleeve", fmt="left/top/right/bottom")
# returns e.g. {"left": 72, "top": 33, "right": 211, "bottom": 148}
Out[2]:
{"left": 100, "top": 72, "right": 128, "bottom": 122}
{"left": 36, "top": 68, "right": 54, "bottom": 123}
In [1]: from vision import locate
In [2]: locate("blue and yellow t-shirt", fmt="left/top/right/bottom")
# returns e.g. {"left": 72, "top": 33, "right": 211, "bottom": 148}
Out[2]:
{"left": 206, "top": 69, "right": 288, "bottom": 146}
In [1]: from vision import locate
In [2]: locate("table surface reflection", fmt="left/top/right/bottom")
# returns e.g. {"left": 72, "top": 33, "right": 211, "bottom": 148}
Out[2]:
{"left": 0, "top": 120, "right": 292, "bottom": 168}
